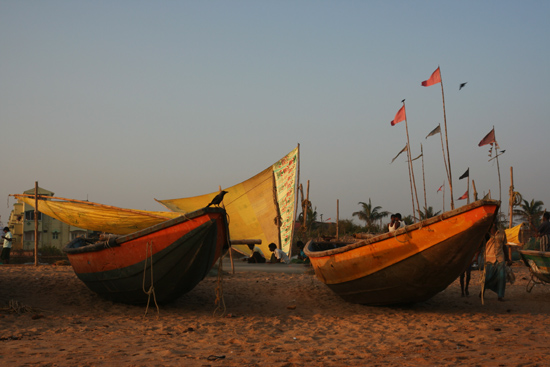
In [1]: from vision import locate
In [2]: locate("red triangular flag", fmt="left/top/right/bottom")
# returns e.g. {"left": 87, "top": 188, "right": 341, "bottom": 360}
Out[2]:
{"left": 457, "top": 191, "right": 468, "bottom": 200}
{"left": 421, "top": 67, "right": 441, "bottom": 87}
{"left": 478, "top": 128, "right": 496, "bottom": 146}
{"left": 390, "top": 105, "right": 406, "bottom": 126}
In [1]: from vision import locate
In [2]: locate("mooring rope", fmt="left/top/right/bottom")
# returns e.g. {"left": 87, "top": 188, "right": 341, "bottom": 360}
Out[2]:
{"left": 143, "top": 241, "right": 160, "bottom": 317}
{"left": 213, "top": 251, "right": 227, "bottom": 317}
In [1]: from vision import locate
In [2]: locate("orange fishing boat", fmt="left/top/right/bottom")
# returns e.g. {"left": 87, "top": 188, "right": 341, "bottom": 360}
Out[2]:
{"left": 64, "top": 207, "right": 230, "bottom": 305}
{"left": 304, "top": 199, "right": 499, "bottom": 306}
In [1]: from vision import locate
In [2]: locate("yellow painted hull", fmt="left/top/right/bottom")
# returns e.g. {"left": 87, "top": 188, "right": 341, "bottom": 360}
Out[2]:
{"left": 305, "top": 199, "right": 499, "bottom": 305}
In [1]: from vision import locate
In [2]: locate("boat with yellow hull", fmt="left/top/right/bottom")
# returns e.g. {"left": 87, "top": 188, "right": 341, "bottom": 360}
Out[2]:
{"left": 304, "top": 199, "right": 499, "bottom": 306}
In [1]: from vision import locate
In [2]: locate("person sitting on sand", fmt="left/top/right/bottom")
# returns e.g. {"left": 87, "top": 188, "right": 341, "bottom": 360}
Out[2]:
{"left": 268, "top": 243, "right": 290, "bottom": 264}
{"left": 482, "top": 224, "right": 511, "bottom": 302}
{"left": 246, "top": 243, "right": 266, "bottom": 263}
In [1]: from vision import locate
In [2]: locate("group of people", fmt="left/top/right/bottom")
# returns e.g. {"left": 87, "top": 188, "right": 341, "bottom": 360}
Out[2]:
{"left": 243, "top": 240, "right": 309, "bottom": 265}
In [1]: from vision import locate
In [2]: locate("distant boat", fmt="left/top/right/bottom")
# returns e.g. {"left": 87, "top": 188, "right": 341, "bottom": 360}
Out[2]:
{"left": 64, "top": 207, "right": 230, "bottom": 305}
{"left": 304, "top": 199, "right": 499, "bottom": 306}
{"left": 518, "top": 249, "right": 550, "bottom": 292}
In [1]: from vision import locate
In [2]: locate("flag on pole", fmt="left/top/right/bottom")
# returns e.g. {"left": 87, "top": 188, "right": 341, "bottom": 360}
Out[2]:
{"left": 478, "top": 128, "right": 496, "bottom": 146}
{"left": 459, "top": 168, "right": 469, "bottom": 180}
{"left": 390, "top": 105, "right": 406, "bottom": 126}
{"left": 410, "top": 152, "right": 422, "bottom": 162}
{"left": 391, "top": 144, "right": 408, "bottom": 163}
{"left": 425, "top": 124, "right": 441, "bottom": 139}
{"left": 457, "top": 191, "right": 468, "bottom": 200}
{"left": 437, "top": 184, "right": 444, "bottom": 193}
{"left": 421, "top": 67, "right": 441, "bottom": 87}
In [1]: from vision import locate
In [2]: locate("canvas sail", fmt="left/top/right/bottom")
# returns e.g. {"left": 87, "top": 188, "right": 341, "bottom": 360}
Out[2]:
{"left": 14, "top": 195, "right": 181, "bottom": 235}
{"left": 156, "top": 146, "right": 299, "bottom": 256}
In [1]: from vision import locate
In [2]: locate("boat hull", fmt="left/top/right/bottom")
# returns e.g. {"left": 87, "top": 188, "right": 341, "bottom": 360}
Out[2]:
{"left": 519, "top": 250, "right": 550, "bottom": 284}
{"left": 305, "top": 200, "right": 499, "bottom": 306}
{"left": 64, "top": 207, "right": 229, "bottom": 305}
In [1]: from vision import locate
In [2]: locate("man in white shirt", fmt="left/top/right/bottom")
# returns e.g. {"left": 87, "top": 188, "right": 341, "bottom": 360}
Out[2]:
{"left": 268, "top": 243, "right": 290, "bottom": 264}
{"left": 1, "top": 227, "right": 13, "bottom": 264}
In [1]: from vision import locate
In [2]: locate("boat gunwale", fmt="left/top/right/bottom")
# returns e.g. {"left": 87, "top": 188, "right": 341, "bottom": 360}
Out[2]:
{"left": 305, "top": 199, "right": 499, "bottom": 258}
{"left": 518, "top": 249, "right": 550, "bottom": 259}
{"left": 64, "top": 206, "right": 227, "bottom": 254}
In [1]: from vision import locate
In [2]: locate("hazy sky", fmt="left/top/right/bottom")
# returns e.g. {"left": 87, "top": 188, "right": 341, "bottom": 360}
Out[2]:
{"left": 2, "top": 1, "right": 549, "bottom": 227}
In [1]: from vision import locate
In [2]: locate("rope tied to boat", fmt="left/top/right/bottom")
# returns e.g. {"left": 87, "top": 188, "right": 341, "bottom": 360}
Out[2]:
{"left": 213, "top": 216, "right": 231, "bottom": 317}
{"left": 143, "top": 241, "right": 160, "bottom": 317}
{"left": 392, "top": 226, "right": 412, "bottom": 244}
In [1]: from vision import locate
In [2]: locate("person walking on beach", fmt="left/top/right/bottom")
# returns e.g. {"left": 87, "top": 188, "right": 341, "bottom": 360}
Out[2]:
{"left": 536, "top": 212, "right": 550, "bottom": 251}
{"left": 1, "top": 227, "right": 13, "bottom": 264}
{"left": 482, "top": 224, "right": 511, "bottom": 302}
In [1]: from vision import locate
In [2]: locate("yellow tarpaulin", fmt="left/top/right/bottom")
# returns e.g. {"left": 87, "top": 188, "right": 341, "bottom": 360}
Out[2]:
{"left": 505, "top": 223, "right": 528, "bottom": 246}
{"left": 15, "top": 195, "right": 181, "bottom": 235}
{"left": 157, "top": 146, "right": 299, "bottom": 257}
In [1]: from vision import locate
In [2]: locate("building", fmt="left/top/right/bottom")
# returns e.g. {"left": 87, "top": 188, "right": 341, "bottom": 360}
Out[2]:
{"left": 7, "top": 187, "right": 92, "bottom": 251}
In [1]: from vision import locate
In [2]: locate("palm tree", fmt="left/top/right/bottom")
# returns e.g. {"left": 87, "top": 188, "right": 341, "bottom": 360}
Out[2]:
{"left": 513, "top": 198, "right": 545, "bottom": 230}
{"left": 352, "top": 198, "right": 389, "bottom": 230}
{"left": 418, "top": 206, "right": 441, "bottom": 220}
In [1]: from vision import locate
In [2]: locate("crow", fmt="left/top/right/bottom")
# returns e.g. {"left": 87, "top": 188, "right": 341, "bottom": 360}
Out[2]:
{"left": 459, "top": 82, "right": 467, "bottom": 90}
{"left": 207, "top": 190, "right": 228, "bottom": 207}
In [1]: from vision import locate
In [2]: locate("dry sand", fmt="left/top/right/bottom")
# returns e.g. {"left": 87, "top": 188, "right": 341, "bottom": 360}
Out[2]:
{"left": 0, "top": 260, "right": 549, "bottom": 367}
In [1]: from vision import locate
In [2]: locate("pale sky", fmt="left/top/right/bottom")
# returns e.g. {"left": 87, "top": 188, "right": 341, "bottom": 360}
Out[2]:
{"left": 1, "top": 1, "right": 549, "bottom": 227}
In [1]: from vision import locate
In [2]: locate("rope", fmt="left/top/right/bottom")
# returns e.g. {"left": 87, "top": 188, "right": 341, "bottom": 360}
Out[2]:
{"left": 213, "top": 251, "right": 227, "bottom": 317}
{"left": 392, "top": 226, "right": 411, "bottom": 244}
{"left": 143, "top": 241, "right": 159, "bottom": 317}
{"left": 212, "top": 212, "right": 231, "bottom": 317}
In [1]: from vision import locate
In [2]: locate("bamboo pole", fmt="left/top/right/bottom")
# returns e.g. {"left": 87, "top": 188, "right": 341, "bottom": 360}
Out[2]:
{"left": 508, "top": 167, "right": 514, "bottom": 261}
{"left": 472, "top": 180, "right": 478, "bottom": 201}
{"left": 34, "top": 182, "right": 38, "bottom": 266}
{"left": 468, "top": 173, "right": 471, "bottom": 204}
{"left": 494, "top": 126, "right": 502, "bottom": 203}
{"left": 421, "top": 144, "right": 427, "bottom": 214}
{"left": 403, "top": 101, "right": 421, "bottom": 220}
{"left": 336, "top": 199, "right": 339, "bottom": 240}
{"left": 440, "top": 70, "right": 454, "bottom": 209}
{"left": 509, "top": 167, "right": 514, "bottom": 229}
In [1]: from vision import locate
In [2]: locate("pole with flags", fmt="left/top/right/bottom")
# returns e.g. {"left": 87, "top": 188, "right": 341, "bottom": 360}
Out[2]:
{"left": 437, "top": 181, "right": 445, "bottom": 212}
{"left": 479, "top": 126, "right": 504, "bottom": 202}
{"left": 391, "top": 101, "right": 421, "bottom": 221}
{"left": 426, "top": 123, "right": 451, "bottom": 209}
{"left": 459, "top": 168, "right": 470, "bottom": 204}
{"left": 422, "top": 67, "right": 454, "bottom": 209}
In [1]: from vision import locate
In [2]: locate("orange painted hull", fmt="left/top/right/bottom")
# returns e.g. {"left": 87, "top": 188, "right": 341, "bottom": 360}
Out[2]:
{"left": 64, "top": 207, "right": 229, "bottom": 305}
{"left": 305, "top": 200, "right": 499, "bottom": 305}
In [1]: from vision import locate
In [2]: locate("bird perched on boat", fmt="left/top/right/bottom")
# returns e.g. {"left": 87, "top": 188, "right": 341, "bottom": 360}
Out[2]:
{"left": 207, "top": 190, "right": 228, "bottom": 207}
{"left": 459, "top": 82, "right": 467, "bottom": 90}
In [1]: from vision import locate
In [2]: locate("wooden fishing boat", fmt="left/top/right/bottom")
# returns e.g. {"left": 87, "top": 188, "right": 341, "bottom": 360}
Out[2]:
{"left": 64, "top": 207, "right": 230, "bottom": 305}
{"left": 518, "top": 249, "right": 550, "bottom": 292}
{"left": 304, "top": 199, "right": 499, "bottom": 306}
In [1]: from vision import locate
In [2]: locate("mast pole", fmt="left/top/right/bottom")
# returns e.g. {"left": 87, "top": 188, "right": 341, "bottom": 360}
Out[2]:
{"left": 34, "top": 182, "right": 39, "bottom": 266}
{"left": 421, "top": 144, "right": 427, "bottom": 214}
{"left": 440, "top": 70, "right": 454, "bottom": 209}
{"left": 403, "top": 101, "right": 421, "bottom": 219}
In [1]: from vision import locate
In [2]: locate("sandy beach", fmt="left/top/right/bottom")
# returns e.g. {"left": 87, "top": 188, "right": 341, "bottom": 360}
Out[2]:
{"left": 1, "top": 259, "right": 549, "bottom": 367}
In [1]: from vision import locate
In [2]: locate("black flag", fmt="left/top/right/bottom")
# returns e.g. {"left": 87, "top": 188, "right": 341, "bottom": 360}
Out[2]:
{"left": 459, "top": 168, "right": 469, "bottom": 180}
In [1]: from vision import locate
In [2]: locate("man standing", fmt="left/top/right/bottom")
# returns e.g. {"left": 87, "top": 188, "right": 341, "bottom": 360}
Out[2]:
{"left": 537, "top": 212, "right": 550, "bottom": 251}
{"left": 1, "top": 227, "right": 13, "bottom": 264}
